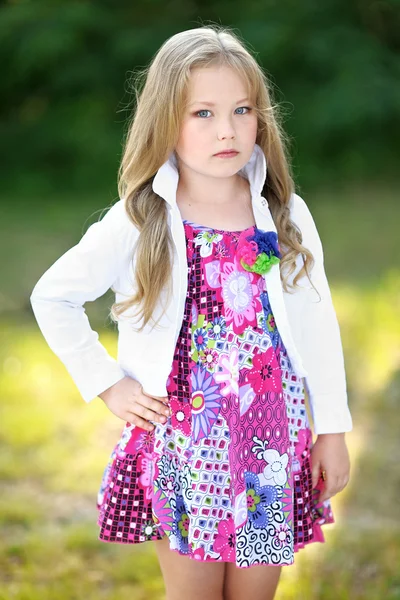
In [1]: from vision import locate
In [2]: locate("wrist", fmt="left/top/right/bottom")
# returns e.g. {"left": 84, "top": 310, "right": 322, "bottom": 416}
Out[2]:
{"left": 316, "top": 432, "right": 346, "bottom": 442}
{"left": 98, "top": 380, "right": 120, "bottom": 403}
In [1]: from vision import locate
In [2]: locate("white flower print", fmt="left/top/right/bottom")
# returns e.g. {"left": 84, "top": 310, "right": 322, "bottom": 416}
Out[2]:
{"left": 215, "top": 347, "right": 239, "bottom": 396}
{"left": 194, "top": 231, "right": 223, "bottom": 258}
{"left": 117, "top": 424, "right": 135, "bottom": 454}
{"left": 263, "top": 449, "right": 289, "bottom": 486}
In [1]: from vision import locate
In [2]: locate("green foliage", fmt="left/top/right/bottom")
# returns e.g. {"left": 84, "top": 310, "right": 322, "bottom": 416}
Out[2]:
{"left": 0, "top": 0, "right": 399, "bottom": 196}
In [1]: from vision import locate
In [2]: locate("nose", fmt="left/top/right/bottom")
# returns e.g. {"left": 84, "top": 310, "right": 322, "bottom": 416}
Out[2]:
{"left": 217, "top": 116, "right": 236, "bottom": 140}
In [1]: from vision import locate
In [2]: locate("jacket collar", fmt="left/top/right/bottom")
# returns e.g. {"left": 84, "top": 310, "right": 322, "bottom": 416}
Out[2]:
{"left": 152, "top": 143, "right": 268, "bottom": 208}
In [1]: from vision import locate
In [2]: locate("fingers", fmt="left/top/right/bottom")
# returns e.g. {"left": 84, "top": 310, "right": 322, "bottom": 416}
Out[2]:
{"left": 102, "top": 378, "right": 171, "bottom": 432}
{"left": 141, "top": 395, "right": 171, "bottom": 417}
{"left": 311, "top": 459, "right": 321, "bottom": 489}
{"left": 133, "top": 399, "right": 170, "bottom": 424}
{"left": 128, "top": 413, "right": 156, "bottom": 432}
{"left": 333, "top": 475, "right": 350, "bottom": 495}
{"left": 141, "top": 387, "right": 169, "bottom": 405}
{"left": 136, "top": 390, "right": 171, "bottom": 419}
{"left": 318, "top": 468, "right": 334, "bottom": 503}
{"left": 127, "top": 384, "right": 171, "bottom": 431}
{"left": 318, "top": 473, "right": 350, "bottom": 503}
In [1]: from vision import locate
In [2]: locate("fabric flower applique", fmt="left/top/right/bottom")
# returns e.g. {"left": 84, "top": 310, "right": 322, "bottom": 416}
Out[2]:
{"left": 237, "top": 228, "right": 281, "bottom": 275}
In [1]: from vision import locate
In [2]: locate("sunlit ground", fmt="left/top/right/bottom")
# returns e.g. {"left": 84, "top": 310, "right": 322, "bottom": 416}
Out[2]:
{"left": 1, "top": 189, "right": 399, "bottom": 599}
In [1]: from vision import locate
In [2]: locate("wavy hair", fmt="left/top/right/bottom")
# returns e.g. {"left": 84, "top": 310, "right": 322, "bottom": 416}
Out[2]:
{"left": 110, "top": 25, "right": 315, "bottom": 331}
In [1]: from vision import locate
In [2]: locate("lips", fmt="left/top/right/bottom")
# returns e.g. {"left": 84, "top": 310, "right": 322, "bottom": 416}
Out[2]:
{"left": 214, "top": 150, "right": 239, "bottom": 157}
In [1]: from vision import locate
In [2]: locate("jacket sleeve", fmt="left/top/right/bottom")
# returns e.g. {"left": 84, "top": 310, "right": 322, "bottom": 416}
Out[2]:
{"left": 30, "top": 199, "right": 135, "bottom": 403}
{"left": 288, "top": 193, "right": 353, "bottom": 435}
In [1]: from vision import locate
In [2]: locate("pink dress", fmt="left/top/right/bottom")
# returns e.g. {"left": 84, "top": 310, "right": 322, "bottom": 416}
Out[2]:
{"left": 96, "top": 219, "right": 334, "bottom": 568}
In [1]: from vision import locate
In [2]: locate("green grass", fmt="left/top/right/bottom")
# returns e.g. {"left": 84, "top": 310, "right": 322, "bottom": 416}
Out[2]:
{"left": 1, "top": 186, "right": 400, "bottom": 599}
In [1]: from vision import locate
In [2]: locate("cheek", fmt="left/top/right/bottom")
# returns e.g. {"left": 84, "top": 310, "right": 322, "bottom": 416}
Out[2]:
{"left": 241, "top": 114, "right": 258, "bottom": 140}
{"left": 176, "top": 119, "right": 209, "bottom": 154}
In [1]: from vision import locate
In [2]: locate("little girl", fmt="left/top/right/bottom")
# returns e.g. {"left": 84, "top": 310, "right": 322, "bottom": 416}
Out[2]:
{"left": 30, "top": 25, "right": 352, "bottom": 600}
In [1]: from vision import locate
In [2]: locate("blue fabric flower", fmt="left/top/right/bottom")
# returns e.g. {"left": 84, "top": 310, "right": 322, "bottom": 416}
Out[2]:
{"left": 246, "top": 229, "right": 281, "bottom": 260}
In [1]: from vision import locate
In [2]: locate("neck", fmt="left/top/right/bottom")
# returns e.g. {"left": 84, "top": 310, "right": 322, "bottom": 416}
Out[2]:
{"left": 176, "top": 164, "right": 249, "bottom": 206}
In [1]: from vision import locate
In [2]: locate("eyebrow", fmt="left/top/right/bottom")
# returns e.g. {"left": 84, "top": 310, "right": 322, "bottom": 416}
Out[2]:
{"left": 189, "top": 97, "right": 251, "bottom": 107}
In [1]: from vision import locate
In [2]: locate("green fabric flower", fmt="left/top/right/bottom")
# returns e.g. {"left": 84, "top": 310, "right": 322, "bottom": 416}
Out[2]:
{"left": 241, "top": 252, "right": 280, "bottom": 275}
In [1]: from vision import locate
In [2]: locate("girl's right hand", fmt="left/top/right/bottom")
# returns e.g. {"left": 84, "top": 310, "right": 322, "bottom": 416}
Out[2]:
{"left": 98, "top": 376, "right": 171, "bottom": 431}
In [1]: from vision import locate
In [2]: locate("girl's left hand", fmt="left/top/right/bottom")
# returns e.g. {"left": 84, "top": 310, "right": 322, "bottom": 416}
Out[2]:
{"left": 311, "top": 432, "right": 351, "bottom": 503}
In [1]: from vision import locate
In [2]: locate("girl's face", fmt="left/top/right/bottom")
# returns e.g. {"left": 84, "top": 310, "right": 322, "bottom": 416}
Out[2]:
{"left": 175, "top": 65, "right": 258, "bottom": 181}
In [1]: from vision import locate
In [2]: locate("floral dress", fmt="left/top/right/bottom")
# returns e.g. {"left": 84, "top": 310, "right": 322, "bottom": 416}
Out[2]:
{"left": 96, "top": 219, "right": 334, "bottom": 568}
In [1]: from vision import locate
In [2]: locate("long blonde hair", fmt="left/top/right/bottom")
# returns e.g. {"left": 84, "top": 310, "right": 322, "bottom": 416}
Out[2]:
{"left": 111, "top": 25, "right": 314, "bottom": 332}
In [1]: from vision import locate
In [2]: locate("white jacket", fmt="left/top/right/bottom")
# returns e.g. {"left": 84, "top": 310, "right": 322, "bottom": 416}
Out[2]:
{"left": 30, "top": 144, "right": 353, "bottom": 435}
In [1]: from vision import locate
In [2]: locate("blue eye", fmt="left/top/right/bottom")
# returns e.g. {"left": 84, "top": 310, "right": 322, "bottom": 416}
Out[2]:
{"left": 196, "top": 109, "right": 212, "bottom": 118}
{"left": 194, "top": 106, "right": 252, "bottom": 118}
{"left": 235, "top": 106, "right": 251, "bottom": 115}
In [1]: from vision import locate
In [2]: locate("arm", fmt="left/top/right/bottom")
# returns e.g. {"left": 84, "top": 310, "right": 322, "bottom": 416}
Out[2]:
{"left": 30, "top": 199, "right": 137, "bottom": 403}
{"left": 287, "top": 193, "right": 353, "bottom": 435}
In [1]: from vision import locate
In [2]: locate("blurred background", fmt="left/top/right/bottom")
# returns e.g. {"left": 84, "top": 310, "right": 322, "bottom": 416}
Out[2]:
{"left": 1, "top": 1, "right": 399, "bottom": 599}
